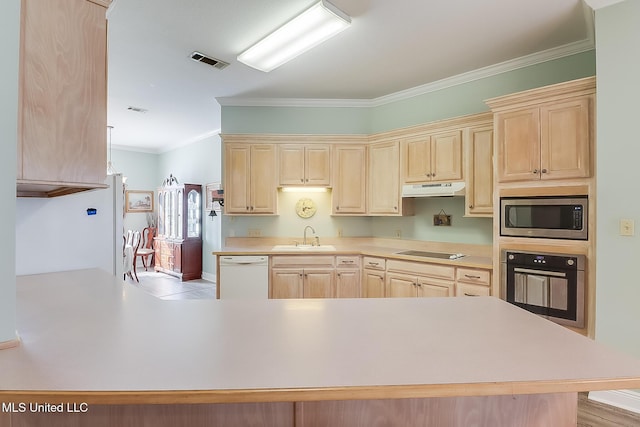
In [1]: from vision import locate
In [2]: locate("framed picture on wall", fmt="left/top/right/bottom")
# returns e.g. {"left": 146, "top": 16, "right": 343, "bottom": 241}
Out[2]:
{"left": 205, "top": 182, "right": 223, "bottom": 211}
{"left": 125, "top": 190, "right": 154, "bottom": 213}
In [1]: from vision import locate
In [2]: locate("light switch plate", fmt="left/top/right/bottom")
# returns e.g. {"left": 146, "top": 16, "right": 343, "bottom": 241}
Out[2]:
{"left": 620, "top": 219, "right": 635, "bottom": 236}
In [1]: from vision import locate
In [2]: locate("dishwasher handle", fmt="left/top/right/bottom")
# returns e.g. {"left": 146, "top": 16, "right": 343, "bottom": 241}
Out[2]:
{"left": 220, "top": 256, "right": 268, "bottom": 266}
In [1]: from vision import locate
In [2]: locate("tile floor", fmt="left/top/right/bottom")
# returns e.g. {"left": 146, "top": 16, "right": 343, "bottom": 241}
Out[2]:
{"left": 125, "top": 266, "right": 216, "bottom": 300}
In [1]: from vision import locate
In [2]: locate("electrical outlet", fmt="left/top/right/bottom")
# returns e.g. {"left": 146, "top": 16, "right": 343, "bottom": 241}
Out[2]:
{"left": 248, "top": 229, "right": 262, "bottom": 237}
{"left": 620, "top": 219, "right": 635, "bottom": 236}
{"left": 394, "top": 229, "right": 402, "bottom": 238}
{"left": 337, "top": 228, "right": 343, "bottom": 237}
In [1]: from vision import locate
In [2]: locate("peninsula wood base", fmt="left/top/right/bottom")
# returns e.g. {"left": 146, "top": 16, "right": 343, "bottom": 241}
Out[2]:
{"left": 0, "top": 393, "right": 577, "bottom": 427}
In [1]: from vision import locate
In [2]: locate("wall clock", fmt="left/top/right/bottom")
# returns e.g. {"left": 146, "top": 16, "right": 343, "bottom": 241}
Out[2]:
{"left": 295, "top": 198, "right": 317, "bottom": 219}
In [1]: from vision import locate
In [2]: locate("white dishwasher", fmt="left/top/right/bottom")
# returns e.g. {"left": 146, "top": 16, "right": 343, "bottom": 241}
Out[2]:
{"left": 219, "top": 256, "right": 269, "bottom": 299}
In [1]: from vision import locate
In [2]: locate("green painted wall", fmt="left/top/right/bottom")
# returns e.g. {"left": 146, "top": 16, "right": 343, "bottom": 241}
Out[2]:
{"left": 369, "top": 51, "right": 596, "bottom": 133}
{"left": 594, "top": 0, "right": 640, "bottom": 362}
{"left": 220, "top": 51, "right": 595, "bottom": 245}
{"left": 222, "top": 106, "right": 370, "bottom": 135}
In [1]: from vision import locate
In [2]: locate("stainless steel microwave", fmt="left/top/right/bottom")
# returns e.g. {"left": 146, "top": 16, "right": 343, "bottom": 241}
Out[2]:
{"left": 500, "top": 196, "right": 588, "bottom": 240}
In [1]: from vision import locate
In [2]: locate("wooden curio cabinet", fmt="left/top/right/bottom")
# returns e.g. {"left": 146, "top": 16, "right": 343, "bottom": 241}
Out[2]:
{"left": 155, "top": 183, "right": 202, "bottom": 281}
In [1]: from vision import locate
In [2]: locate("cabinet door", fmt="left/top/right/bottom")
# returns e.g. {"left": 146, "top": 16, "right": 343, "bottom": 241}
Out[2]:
{"left": 303, "top": 269, "right": 335, "bottom": 298}
{"left": 465, "top": 125, "right": 494, "bottom": 216}
{"left": 279, "top": 145, "right": 305, "bottom": 185}
{"left": 540, "top": 97, "right": 591, "bottom": 180}
{"left": 368, "top": 141, "right": 400, "bottom": 215}
{"left": 336, "top": 269, "right": 361, "bottom": 298}
{"left": 250, "top": 145, "right": 277, "bottom": 213}
{"left": 271, "top": 269, "right": 303, "bottom": 299}
{"left": 363, "top": 270, "right": 385, "bottom": 298}
{"left": 224, "top": 144, "right": 251, "bottom": 213}
{"left": 431, "top": 130, "right": 463, "bottom": 182}
{"left": 332, "top": 145, "right": 367, "bottom": 214}
{"left": 496, "top": 108, "right": 540, "bottom": 182}
{"left": 172, "top": 243, "right": 182, "bottom": 273}
{"left": 403, "top": 136, "right": 431, "bottom": 183}
{"left": 386, "top": 272, "right": 417, "bottom": 298}
{"left": 20, "top": 0, "right": 107, "bottom": 185}
{"left": 417, "top": 277, "right": 454, "bottom": 298}
{"left": 305, "top": 145, "right": 331, "bottom": 186}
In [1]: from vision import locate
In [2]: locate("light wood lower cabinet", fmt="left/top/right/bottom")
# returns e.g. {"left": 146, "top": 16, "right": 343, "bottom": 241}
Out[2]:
{"left": 336, "top": 256, "right": 361, "bottom": 298}
{"left": 362, "top": 256, "right": 386, "bottom": 298}
{"left": 270, "top": 256, "right": 336, "bottom": 299}
{"left": 385, "top": 260, "right": 455, "bottom": 298}
{"left": 455, "top": 267, "right": 491, "bottom": 297}
{"left": 269, "top": 255, "right": 491, "bottom": 300}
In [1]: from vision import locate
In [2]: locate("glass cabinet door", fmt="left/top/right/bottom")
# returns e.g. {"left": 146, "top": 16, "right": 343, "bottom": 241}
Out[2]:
{"left": 157, "top": 190, "right": 165, "bottom": 237}
{"left": 187, "top": 189, "right": 201, "bottom": 238}
{"left": 177, "top": 189, "right": 183, "bottom": 239}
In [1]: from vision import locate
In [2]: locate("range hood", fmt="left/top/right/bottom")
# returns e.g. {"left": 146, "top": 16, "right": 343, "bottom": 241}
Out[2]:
{"left": 401, "top": 182, "right": 465, "bottom": 197}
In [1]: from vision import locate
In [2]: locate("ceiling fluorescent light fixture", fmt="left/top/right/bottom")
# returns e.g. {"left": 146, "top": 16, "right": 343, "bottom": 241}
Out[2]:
{"left": 237, "top": 0, "right": 351, "bottom": 72}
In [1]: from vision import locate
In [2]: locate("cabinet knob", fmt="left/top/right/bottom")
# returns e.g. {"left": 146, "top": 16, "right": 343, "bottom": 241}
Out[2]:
{"left": 300, "top": 178, "right": 304, "bottom": 182}
{"left": 431, "top": 173, "right": 436, "bottom": 177}
{"left": 541, "top": 168, "right": 548, "bottom": 174}
{"left": 532, "top": 169, "right": 539, "bottom": 174}
{"left": 394, "top": 206, "right": 397, "bottom": 210}
{"left": 246, "top": 206, "right": 249, "bottom": 210}
{"left": 469, "top": 204, "right": 473, "bottom": 208}
{"left": 336, "top": 206, "right": 340, "bottom": 211}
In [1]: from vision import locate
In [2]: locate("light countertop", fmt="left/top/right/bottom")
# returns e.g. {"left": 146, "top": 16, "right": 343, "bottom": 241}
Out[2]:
{"left": 2, "top": 268, "right": 640, "bottom": 404}
{"left": 214, "top": 237, "right": 493, "bottom": 269}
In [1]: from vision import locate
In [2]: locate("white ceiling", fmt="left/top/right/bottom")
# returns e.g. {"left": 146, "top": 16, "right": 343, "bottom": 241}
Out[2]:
{"left": 106, "top": 0, "right": 594, "bottom": 153}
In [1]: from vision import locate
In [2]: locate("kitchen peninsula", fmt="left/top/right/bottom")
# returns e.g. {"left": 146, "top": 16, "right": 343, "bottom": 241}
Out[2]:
{"left": 2, "top": 269, "right": 640, "bottom": 426}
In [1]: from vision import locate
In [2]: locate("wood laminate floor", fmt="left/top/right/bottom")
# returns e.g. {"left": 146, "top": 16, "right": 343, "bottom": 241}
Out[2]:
{"left": 578, "top": 393, "right": 640, "bottom": 426}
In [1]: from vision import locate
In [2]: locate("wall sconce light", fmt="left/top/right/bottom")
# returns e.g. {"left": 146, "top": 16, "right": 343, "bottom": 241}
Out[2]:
{"left": 209, "top": 210, "right": 217, "bottom": 218}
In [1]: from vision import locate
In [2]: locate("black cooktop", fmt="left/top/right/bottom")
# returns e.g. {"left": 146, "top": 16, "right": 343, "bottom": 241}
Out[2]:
{"left": 395, "top": 250, "right": 465, "bottom": 260}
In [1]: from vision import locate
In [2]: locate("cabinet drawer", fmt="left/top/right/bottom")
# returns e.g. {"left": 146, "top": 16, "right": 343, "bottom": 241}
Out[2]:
{"left": 271, "top": 255, "right": 335, "bottom": 268}
{"left": 456, "top": 268, "right": 491, "bottom": 285}
{"left": 362, "top": 256, "right": 385, "bottom": 270}
{"left": 336, "top": 256, "right": 360, "bottom": 268}
{"left": 387, "top": 259, "right": 455, "bottom": 280}
{"left": 456, "top": 282, "right": 491, "bottom": 297}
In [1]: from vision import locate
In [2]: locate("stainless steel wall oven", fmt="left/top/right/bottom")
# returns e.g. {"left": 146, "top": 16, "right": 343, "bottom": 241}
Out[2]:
{"left": 501, "top": 251, "right": 585, "bottom": 328}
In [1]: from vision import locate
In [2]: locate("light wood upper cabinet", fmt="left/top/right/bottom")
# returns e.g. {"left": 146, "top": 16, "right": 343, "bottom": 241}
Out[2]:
{"left": 332, "top": 145, "right": 367, "bottom": 215}
{"left": 224, "top": 143, "right": 277, "bottom": 214}
{"left": 403, "top": 130, "right": 463, "bottom": 184}
{"left": 487, "top": 77, "right": 595, "bottom": 183}
{"left": 368, "top": 140, "right": 401, "bottom": 215}
{"left": 278, "top": 144, "right": 331, "bottom": 186}
{"left": 18, "top": 0, "right": 110, "bottom": 197}
{"left": 465, "top": 125, "right": 494, "bottom": 217}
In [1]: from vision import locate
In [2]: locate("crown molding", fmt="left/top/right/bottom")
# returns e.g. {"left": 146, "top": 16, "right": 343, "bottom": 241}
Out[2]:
{"left": 583, "top": 0, "right": 626, "bottom": 10}
{"left": 216, "top": 38, "right": 595, "bottom": 109}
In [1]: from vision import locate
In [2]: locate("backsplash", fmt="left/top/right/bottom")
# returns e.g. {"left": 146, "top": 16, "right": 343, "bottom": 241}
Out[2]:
{"left": 221, "top": 190, "right": 492, "bottom": 245}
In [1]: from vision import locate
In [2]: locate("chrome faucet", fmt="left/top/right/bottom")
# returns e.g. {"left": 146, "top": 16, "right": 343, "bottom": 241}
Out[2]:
{"left": 303, "top": 225, "right": 316, "bottom": 246}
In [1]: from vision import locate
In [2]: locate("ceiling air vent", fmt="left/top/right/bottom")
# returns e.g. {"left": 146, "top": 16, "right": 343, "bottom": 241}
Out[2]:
{"left": 190, "top": 51, "right": 230, "bottom": 70}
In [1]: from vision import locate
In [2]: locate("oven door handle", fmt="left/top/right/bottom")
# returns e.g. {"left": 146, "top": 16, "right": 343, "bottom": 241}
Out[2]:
{"left": 513, "top": 267, "right": 567, "bottom": 278}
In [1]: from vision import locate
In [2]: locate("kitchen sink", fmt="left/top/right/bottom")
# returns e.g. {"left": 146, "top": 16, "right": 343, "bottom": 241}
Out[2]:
{"left": 271, "top": 245, "right": 336, "bottom": 251}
